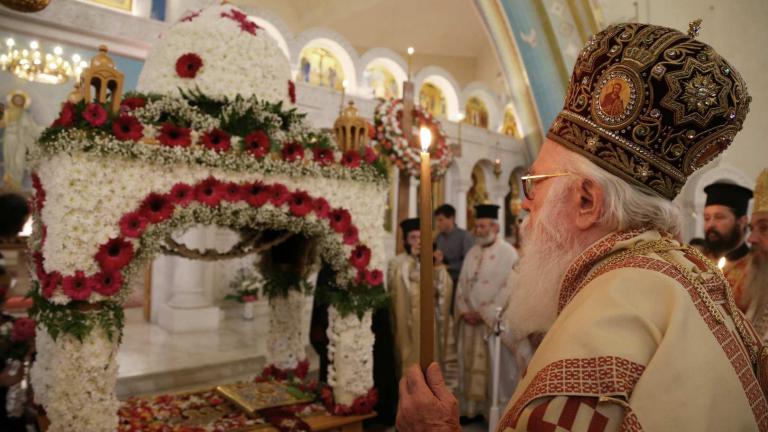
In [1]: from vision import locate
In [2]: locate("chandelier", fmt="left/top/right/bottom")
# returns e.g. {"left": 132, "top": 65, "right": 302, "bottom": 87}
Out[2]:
{"left": 0, "top": 38, "right": 87, "bottom": 85}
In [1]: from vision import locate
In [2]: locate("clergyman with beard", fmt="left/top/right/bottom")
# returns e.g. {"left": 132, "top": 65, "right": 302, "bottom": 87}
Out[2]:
{"left": 396, "top": 22, "right": 768, "bottom": 431}
{"left": 746, "top": 169, "right": 768, "bottom": 340}
{"left": 703, "top": 181, "right": 754, "bottom": 310}
{"left": 454, "top": 204, "right": 518, "bottom": 422}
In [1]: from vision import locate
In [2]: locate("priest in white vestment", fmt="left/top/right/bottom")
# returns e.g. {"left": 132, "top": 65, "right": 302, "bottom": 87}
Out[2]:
{"left": 396, "top": 21, "right": 768, "bottom": 432}
{"left": 746, "top": 169, "right": 768, "bottom": 340}
{"left": 455, "top": 204, "right": 518, "bottom": 419}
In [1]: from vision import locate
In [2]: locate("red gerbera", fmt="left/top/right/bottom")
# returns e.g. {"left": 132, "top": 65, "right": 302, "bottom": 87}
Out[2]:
{"left": 281, "top": 142, "right": 304, "bottom": 162}
{"left": 243, "top": 130, "right": 271, "bottom": 158}
{"left": 11, "top": 317, "right": 36, "bottom": 343}
{"left": 223, "top": 182, "right": 242, "bottom": 202}
{"left": 269, "top": 183, "right": 291, "bottom": 206}
{"left": 175, "top": 53, "right": 203, "bottom": 78}
{"left": 221, "top": 8, "right": 261, "bottom": 35}
{"left": 158, "top": 123, "right": 192, "bottom": 147}
{"left": 195, "top": 177, "right": 225, "bottom": 207}
{"left": 288, "top": 80, "right": 296, "bottom": 104}
{"left": 83, "top": 103, "right": 108, "bottom": 127}
{"left": 363, "top": 146, "right": 378, "bottom": 164}
{"left": 95, "top": 238, "right": 135, "bottom": 272}
{"left": 62, "top": 271, "right": 91, "bottom": 301}
{"left": 349, "top": 245, "right": 372, "bottom": 270}
{"left": 88, "top": 270, "right": 123, "bottom": 297}
{"left": 241, "top": 182, "right": 270, "bottom": 208}
{"left": 53, "top": 102, "right": 76, "bottom": 128}
{"left": 365, "top": 269, "right": 384, "bottom": 287}
{"left": 201, "top": 128, "right": 231, "bottom": 152}
{"left": 120, "top": 97, "right": 146, "bottom": 111}
{"left": 341, "top": 150, "right": 362, "bottom": 168}
{"left": 329, "top": 209, "right": 352, "bottom": 233}
{"left": 139, "top": 193, "right": 174, "bottom": 223}
{"left": 312, "top": 197, "right": 331, "bottom": 219}
{"left": 294, "top": 359, "right": 310, "bottom": 380}
{"left": 41, "top": 271, "right": 62, "bottom": 299}
{"left": 289, "top": 191, "right": 313, "bottom": 217}
{"left": 343, "top": 225, "right": 359, "bottom": 245}
{"left": 312, "top": 148, "right": 335, "bottom": 166}
{"left": 170, "top": 183, "right": 194, "bottom": 207}
{"left": 112, "top": 115, "right": 144, "bottom": 141}
{"left": 119, "top": 211, "right": 148, "bottom": 238}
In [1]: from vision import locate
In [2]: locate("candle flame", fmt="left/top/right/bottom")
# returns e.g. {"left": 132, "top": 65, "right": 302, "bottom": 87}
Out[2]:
{"left": 419, "top": 127, "right": 432, "bottom": 152}
{"left": 407, "top": 47, "right": 414, "bottom": 56}
{"left": 717, "top": 257, "right": 726, "bottom": 270}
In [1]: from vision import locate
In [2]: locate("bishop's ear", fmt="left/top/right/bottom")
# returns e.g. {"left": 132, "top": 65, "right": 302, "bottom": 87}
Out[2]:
{"left": 573, "top": 177, "right": 604, "bottom": 230}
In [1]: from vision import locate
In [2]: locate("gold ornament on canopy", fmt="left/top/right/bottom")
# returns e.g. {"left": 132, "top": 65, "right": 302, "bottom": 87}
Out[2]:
{"left": 81, "top": 45, "right": 124, "bottom": 115}
{"left": 0, "top": 0, "right": 50, "bottom": 12}
{"left": 333, "top": 101, "right": 369, "bottom": 153}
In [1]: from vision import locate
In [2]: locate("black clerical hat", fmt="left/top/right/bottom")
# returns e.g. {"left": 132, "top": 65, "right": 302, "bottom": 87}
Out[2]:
{"left": 704, "top": 182, "right": 753, "bottom": 216}
{"left": 399, "top": 218, "right": 420, "bottom": 235}
{"left": 474, "top": 204, "right": 499, "bottom": 220}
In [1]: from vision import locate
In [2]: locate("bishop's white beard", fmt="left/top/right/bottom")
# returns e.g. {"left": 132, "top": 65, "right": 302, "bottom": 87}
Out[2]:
{"left": 476, "top": 233, "right": 495, "bottom": 246}
{"left": 504, "top": 179, "right": 584, "bottom": 342}
{"left": 746, "top": 253, "right": 768, "bottom": 320}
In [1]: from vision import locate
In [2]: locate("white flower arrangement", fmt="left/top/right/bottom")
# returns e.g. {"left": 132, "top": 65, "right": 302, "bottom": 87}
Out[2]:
{"left": 268, "top": 290, "right": 308, "bottom": 370}
{"left": 326, "top": 306, "right": 375, "bottom": 405}
{"left": 137, "top": 4, "right": 291, "bottom": 104}
{"left": 30, "top": 327, "right": 120, "bottom": 432}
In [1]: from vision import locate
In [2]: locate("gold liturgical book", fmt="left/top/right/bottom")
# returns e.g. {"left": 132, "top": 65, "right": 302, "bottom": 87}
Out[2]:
{"left": 215, "top": 381, "right": 313, "bottom": 415}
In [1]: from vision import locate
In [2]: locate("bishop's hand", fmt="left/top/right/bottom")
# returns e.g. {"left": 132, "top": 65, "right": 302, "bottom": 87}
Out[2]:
{"left": 396, "top": 363, "right": 460, "bottom": 432}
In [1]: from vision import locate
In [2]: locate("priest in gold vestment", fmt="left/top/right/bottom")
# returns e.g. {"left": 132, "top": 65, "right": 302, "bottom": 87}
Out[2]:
{"left": 396, "top": 21, "right": 768, "bottom": 432}
{"left": 388, "top": 218, "right": 452, "bottom": 379}
{"left": 746, "top": 170, "right": 768, "bottom": 341}
{"left": 455, "top": 204, "right": 519, "bottom": 419}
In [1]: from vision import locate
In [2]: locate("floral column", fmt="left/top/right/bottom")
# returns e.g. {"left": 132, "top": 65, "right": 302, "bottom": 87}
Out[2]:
{"left": 326, "top": 306, "right": 375, "bottom": 408}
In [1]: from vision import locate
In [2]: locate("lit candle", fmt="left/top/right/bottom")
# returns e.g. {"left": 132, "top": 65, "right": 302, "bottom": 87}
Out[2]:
{"left": 718, "top": 257, "right": 727, "bottom": 271}
{"left": 339, "top": 79, "right": 348, "bottom": 114}
{"left": 407, "top": 47, "right": 414, "bottom": 81}
{"left": 418, "top": 126, "right": 435, "bottom": 370}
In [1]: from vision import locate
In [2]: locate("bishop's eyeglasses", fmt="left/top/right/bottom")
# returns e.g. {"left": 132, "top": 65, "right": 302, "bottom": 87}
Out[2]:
{"left": 520, "top": 172, "right": 572, "bottom": 200}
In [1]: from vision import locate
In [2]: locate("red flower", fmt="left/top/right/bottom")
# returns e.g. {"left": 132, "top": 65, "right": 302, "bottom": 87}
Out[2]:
{"left": 170, "top": 183, "right": 194, "bottom": 207}
{"left": 119, "top": 211, "right": 148, "bottom": 238}
{"left": 158, "top": 123, "right": 192, "bottom": 148}
{"left": 223, "top": 182, "right": 242, "bottom": 202}
{"left": 365, "top": 269, "right": 384, "bottom": 286}
{"left": 112, "top": 115, "right": 144, "bottom": 141}
{"left": 83, "top": 103, "right": 108, "bottom": 127}
{"left": 53, "top": 102, "right": 76, "bottom": 127}
{"left": 341, "top": 150, "right": 361, "bottom": 168}
{"left": 269, "top": 184, "right": 291, "bottom": 206}
{"left": 313, "top": 148, "right": 335, "bottom": 166}
{"left": 31, "top": 173, "right": 45, "bottom": 210}
{"left": 289, "top": 191, "right": 313, "bottom": 217}
{"left": 221, "top": 8, "right": 261, "bottom": 35}
{"left": 241, "top": 182, "right": 270, "bottom": 208}
{"left": 343, "top": 225, "right": 359, "bottom": 245}
{"left": 41, "top": 271, "right": 62, "bottom": 299}
{"left": 62, "top": 271, "right": 91, "bottom": 301}
{"left": 281, "top": 142, "right": 304, "bottom": 162}
{"left": 312, "top": 197, "right": 331, "bottom": 218}
{"left": 95, "top": 237, "right": 135, "bottom": 272}
{"left": 120, "top": 97, "right": 146, "bottom": 111}
{"left": 201, "top": 128, "right": 231, "bottom": 152}
{"left": 349, "top": 245, "right": 372, "bottom": 270}
{"left": 139, "top": 193, "right": 174, "bottom": 223}
{"left": 88, "top": 270, "right": 123, "bottom": 297}
{"left": 294, "top": 359, "right": 309, "bottom": 380}
{"left": 329, "top": 209, "right": 351, "bottom": 233}
{"left": 11, "top": 317, "right": 36, "bottom": 343}
{"left": 288, "top": 80, "right": 296, "bottom": 103}
{"left": 32, "top": 251, "right": 45, "bottom": 281}
{"left": 180, "top": 10, "right": 200, "bottom": 22}
{"left": 195, "top": 177, "right": 225, "bottom": 207}
{"left": 363, "top": 146, "right": 378, "bottom": 164}
{"left": 243, "top": 130, "right": 271, "bottom": 158}
{"left": 175, "top": 53, "right": 203, "bottom": 78}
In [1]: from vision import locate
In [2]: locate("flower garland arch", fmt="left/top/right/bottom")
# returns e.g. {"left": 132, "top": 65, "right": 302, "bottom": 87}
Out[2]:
{"left": 371, "top": 98, "right": 454, "bottom": 179}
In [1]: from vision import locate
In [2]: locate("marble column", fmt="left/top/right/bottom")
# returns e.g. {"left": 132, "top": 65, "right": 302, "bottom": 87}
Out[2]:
{"left": 157, "top": 226, "right": 221, "bottom": 333}
{"left": 453, "top": 179, "right": 469, "bottom": 230}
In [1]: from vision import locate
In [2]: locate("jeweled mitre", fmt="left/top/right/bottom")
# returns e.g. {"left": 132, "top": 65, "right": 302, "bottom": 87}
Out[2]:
{"left": 548, "top": 22, "right": 751, "bottom": 199}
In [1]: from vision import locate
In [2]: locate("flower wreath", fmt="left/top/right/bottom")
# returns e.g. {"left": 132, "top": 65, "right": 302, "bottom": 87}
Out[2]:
{"left": 371, "top": 98, "right": 453, "bottom": 179}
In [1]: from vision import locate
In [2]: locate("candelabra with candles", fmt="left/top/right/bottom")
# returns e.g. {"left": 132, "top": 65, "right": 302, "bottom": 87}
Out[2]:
{"left": 0, "top": 38, "right": 87, "bottom": 85}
